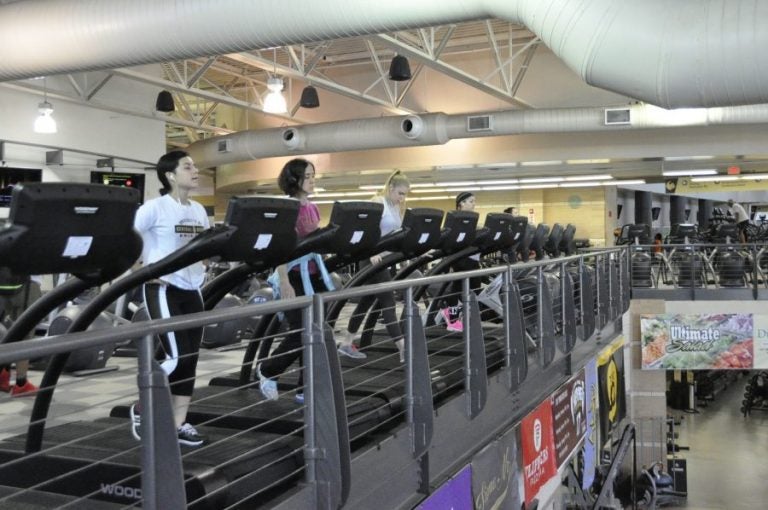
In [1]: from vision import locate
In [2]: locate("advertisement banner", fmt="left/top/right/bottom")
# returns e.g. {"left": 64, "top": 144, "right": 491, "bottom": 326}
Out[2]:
{"left": 520, "top": 399, "right": 557, "bottom": 506}
{"left": 471, "top": 426, "right": 522, "bottom": 510}
{"left": 581, "top": 358, "right": 599, "bottom": 491}
{"left": 665, "top": 176, "right": 768, "bottom": 194}
{"left": 551, "top": 368, "right": 587, "bottom": 468}
{"left": 597, "top": 338, "right": 626, "bottom": 446}
{"left": 417, "top": 464, "right": 473, "bottom": 510}
{"left": 641, "top": 314, "right": 755, "bottom": 369}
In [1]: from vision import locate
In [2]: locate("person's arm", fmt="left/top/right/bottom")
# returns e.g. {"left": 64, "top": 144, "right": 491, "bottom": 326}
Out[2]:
{"left": 276, "top": 264, "right": 295, "bottom": 300}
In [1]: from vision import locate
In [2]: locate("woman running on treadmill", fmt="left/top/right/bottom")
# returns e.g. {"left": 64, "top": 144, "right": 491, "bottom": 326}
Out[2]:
{"left": 130, "top": 150, "right": 209, "bottom": 447}
{"left": 259, "top": 158, "right": 337, "bottom": 403}
{"left": 438, "top": 191, "right": 482, "bottom": 333}
{"left": 338, "top": 170, "right": 409, "bottom": 362}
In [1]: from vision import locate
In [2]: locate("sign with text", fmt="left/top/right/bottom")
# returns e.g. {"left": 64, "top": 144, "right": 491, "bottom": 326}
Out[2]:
{"left": 581, "top": 358, "right": 599, "bottom": 491}
{"left": 665, "top": 177, "right": 768, "bottom": 194}
{"left": 471, "top": 426, "right": 522, "bottom": 510}
{"left": 641, "top": 314, "right": 756, "bottom": 369}
{"left": 551, "top": 368, "right": 587, "bottom": 467}
{"left": 417, "top": 464, "right": 473, "bottom": 510}
{"left": 521, "top": 399, "right": 557, "bottom": 506}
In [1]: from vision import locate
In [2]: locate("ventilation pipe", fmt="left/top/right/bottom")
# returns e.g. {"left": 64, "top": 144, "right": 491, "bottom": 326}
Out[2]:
{"left": 0, "top": 0, "right": 767, "bottom": 109}
{"left": 188, "top": 103, "right": 768, "bottom": 167}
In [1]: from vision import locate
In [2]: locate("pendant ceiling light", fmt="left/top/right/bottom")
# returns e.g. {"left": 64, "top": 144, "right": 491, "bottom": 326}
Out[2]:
{"left": 155, "top": 90, "right": 175, "bottom": 112}
{"left": 33, "top": 77, "right": 57, "bottom": 134}
{"left": 388, "top": 54, "right": 412, "bottom": 81}
{"left": 299, "top": 85, "right": 320, "bottom": 108}
{"left": 263, "top": 77, "right": 287, "bottom": 113}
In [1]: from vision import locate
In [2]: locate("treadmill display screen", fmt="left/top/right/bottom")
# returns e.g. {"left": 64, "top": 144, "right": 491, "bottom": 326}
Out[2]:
{"left": 0, "top": 168, "right": 43, "bottom": 207}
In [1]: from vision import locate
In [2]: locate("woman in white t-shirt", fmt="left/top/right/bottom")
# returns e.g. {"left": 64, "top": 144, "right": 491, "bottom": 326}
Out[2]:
{"left": 339, "top": 170, "right": 410, "bottom": 362}
{"left": 130, "top": 150, "right": 210, "bottom": 447}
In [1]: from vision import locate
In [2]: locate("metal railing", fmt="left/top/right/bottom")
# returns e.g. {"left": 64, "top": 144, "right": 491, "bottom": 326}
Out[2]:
{"left": 626, "top": 242, "right": 768, "bottom": 300}
{"left": 0, "top": 247, "right": 630, "bottom": 510}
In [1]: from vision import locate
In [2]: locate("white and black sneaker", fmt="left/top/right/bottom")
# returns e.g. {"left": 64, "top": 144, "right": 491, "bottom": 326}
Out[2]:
{"left": 177, "top": 423, "right": 206, "bottom": 447}
{"left": 129, "top": 403, "right": 141, "bottom": 441}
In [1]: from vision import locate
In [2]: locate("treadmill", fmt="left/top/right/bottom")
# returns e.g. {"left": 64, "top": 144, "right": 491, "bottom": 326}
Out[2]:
{"left": 177, "top": 207, "right": 445, "bottom": 444}
{"left": 0, "top": 194, "right": 342, "bottom": 509}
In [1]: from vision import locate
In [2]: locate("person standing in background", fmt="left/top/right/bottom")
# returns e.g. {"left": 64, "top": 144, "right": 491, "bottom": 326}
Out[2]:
{"left": 728, "top": 199, "right": 749, "bottom": 243}
{"left": 130, "top": 150, "right": 209, "bottom": 447}
{"left": 0, "top": 274, "right": 41, "bottom": 396}
{"left": 339, "top": 170, "right": 410, "bottom": 362}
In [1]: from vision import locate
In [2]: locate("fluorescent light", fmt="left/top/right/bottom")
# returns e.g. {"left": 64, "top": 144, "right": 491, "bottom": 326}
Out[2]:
{"left": 358, "top": 185, "right": 384, "bottom": 190}
{"left": 434, "top": 181, "right": 477, "bottom": 187}
{"left": 520, "top": 160, "right": 563, "bottom": 167}
{"left": 565, "top": 159, "right": 611, "bottom": 165}
{"left": 408, "top": 195, "right": 454, "bottom": 201}
{"left": 480, "top": 179, "right": 519, "bottom": 185}
{"left": 313, "top": 187, "right": 326, "bottom": 192}
{"left": 435, "top": 164, "right": 468, "bottom": 171}
{"left": 312, "top": 191, "right": 372, "bottom": 198}
{"left": 412, "top": 188, "right": 450, "bottom": 193}
{"left": 480, "top": 185, "right": 520, "bottom": 191}
{"left": 690, "top": 176, "right": 739, "bottom": 182}
{"left": 477, "top": 162, "right": 518, "bottom": 168}
{"left": 359, "top": 169, "right": 395, "bottom": 175}
{"left": 663, "top": 155, "right": 714, "bottom": 161}
{"left": 747, "top": 174, "right": 768, "bottom": 180}
{"left": 564, "top": 174, "right": 612, "bottom": 181}
{"left": 602, "top": 180, "right": 645, "bottom": 185}
{"left": 560, "top": 182, "right": 601, "bottom": 188}
{"left": 518, "top": 177, "right": 564, "bottom": 183}
{"left": 519, "top": 184, "right": 558, "bottom": 189}
{"left": 662, "top": 169, "right": 717, "bottom": 176}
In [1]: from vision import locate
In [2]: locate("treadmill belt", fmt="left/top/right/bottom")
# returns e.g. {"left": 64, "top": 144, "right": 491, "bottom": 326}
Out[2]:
{"left": 0, "top": 417, "right": 303, "bottom": 509}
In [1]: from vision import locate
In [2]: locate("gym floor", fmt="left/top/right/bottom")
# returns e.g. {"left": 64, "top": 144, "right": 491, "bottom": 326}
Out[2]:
{"left": 666, "top": 375, "right": 768, "bottom": 510}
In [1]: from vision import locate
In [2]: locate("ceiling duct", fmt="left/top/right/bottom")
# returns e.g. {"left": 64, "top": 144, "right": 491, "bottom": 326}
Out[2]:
{"left": 188, "top": 103, "right": 768, "bottom": 167}
{"left": 0, "top": 0, "right": 766, "bottom": 109}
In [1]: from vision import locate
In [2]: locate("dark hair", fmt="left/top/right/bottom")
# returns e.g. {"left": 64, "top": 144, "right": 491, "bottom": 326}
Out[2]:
{"left": 504, "top": 206, "right": 516, "bottom": 214}
{"left": 156, "top": 150, "right": 189, "bottom": 195}
{"left": 278, "top": 158, "right": 313, "bottom": 197}
{"left": 455, "top": 191, "right": 474, "bottom": 210}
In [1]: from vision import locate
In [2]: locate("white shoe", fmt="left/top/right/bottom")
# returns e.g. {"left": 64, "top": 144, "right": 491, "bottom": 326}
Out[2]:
{"left": 257, "top": 365, "right": 279, "bottom": 401}
{"left": 338, "top": 343, "right": 367, "bottom": 359}
{"left": 395, "top": 338, "right": 405, "bottom": 363}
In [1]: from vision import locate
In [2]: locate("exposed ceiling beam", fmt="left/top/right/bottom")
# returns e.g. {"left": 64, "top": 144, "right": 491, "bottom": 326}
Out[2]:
{"left": 225, "top": 52, "right": 415, "bottom": 115}
{"left": 373, "top": 34, "right": 533, "bottom": 109}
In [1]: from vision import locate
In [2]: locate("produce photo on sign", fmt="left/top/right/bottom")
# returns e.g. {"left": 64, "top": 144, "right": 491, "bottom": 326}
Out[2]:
{"left": 641, "top": 314, "right": 753, "bottom": 370}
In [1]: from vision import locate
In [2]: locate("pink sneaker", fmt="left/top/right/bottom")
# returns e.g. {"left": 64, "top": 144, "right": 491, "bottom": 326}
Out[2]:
{"left": 10, "top": 380, "right": 37, "bottom": 397}
{"left": 438, "top": 308, "right": 451, "bottom": 326}
{"left": 446, "top": 318, "right": 464, "bottom": 333}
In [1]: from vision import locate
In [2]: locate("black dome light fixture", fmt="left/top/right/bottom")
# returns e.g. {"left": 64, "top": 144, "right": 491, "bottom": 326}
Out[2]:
{"left": 300, "top": 85, "right": 320, "bottom": 108}
{"left": 155, "top": 90, "right": 175, "bottom": 112}
{"left": 388, "top": 54, "right": 412, "bottom": 81}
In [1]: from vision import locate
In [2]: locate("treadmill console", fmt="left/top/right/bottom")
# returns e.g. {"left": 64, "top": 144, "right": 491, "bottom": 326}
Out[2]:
{"left": 295, "top": 200, "right": 384, "bottom": 259}
{"left": 218, "top": 196, "right": 300, "bottom": 268}
{"left": 544, "top": 223, "right": 564, "bottom": 257}
{"left": 438, "top": 210, "right": 478, "bottom": 253}
{"left": 714, "top": 223, "right": 739, "bottom": 243}
{"left": 0, "top": 183, "right": 142, "bottom": 279}
{"left": 393, "top": 207, "right": 444, "bottom": 257}
{"left": 475, "top": 213, "right": 517, "bottom": 252}
{"left": 669, "top": 223, "right": 697, "bottom": 244}
{"left": 530, "top": 223, "right": 550, "bottom": 260}
{"left": 559, "top": 224, "right": 577, "bottom": 255}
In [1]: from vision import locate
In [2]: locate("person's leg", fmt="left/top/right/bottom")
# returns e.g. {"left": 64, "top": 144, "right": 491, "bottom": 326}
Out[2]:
{"left": 142, "top": 283, "right": 206, "bottom": 445}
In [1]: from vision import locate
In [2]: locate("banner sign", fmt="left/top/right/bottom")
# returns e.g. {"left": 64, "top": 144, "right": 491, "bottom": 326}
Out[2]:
{"left": 665, "top": 177, "right": 768, "bottom": 194}
{"left": 471, "top": 426, "right": 522, "bottom": 510}
{"left": 521, "top": 399, "right": 557, "bottom": 506}
{"left": 597, "top": 338, "right": 626, "bottom": 445}
{"left": 417, "top": 464, "right": 473, "bottom": 510}
{"left": 641, "top": 314, "right": 756, "bottom": 369}
{"left": 551, "top": 368, "right": 587, "bottom": 468}
{"left": 581, "top": 358, "right": 599, "bottom": 491}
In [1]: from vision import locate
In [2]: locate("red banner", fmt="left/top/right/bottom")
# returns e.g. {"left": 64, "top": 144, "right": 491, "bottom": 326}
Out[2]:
{"left": 520, "top": 399, "right": 557, "bottom": 505}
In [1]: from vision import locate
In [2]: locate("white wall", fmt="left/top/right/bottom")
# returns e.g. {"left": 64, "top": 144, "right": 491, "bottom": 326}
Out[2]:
{"left": 0, "top": 83, "right": 166, "bottom": 218}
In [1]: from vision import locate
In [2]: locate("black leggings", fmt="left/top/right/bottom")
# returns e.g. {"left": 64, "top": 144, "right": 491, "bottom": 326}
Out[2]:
{"left": 143, "top": 282, "right": 203, "bottom": 397}
{"left": 347, "top": 260, "right": 403, "bottom": 342}
{"left": 260, "top": 271, "right": 329, "bottom": 386}
{"left": 445, "top": 257, "right": 481, "bottom": 308}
